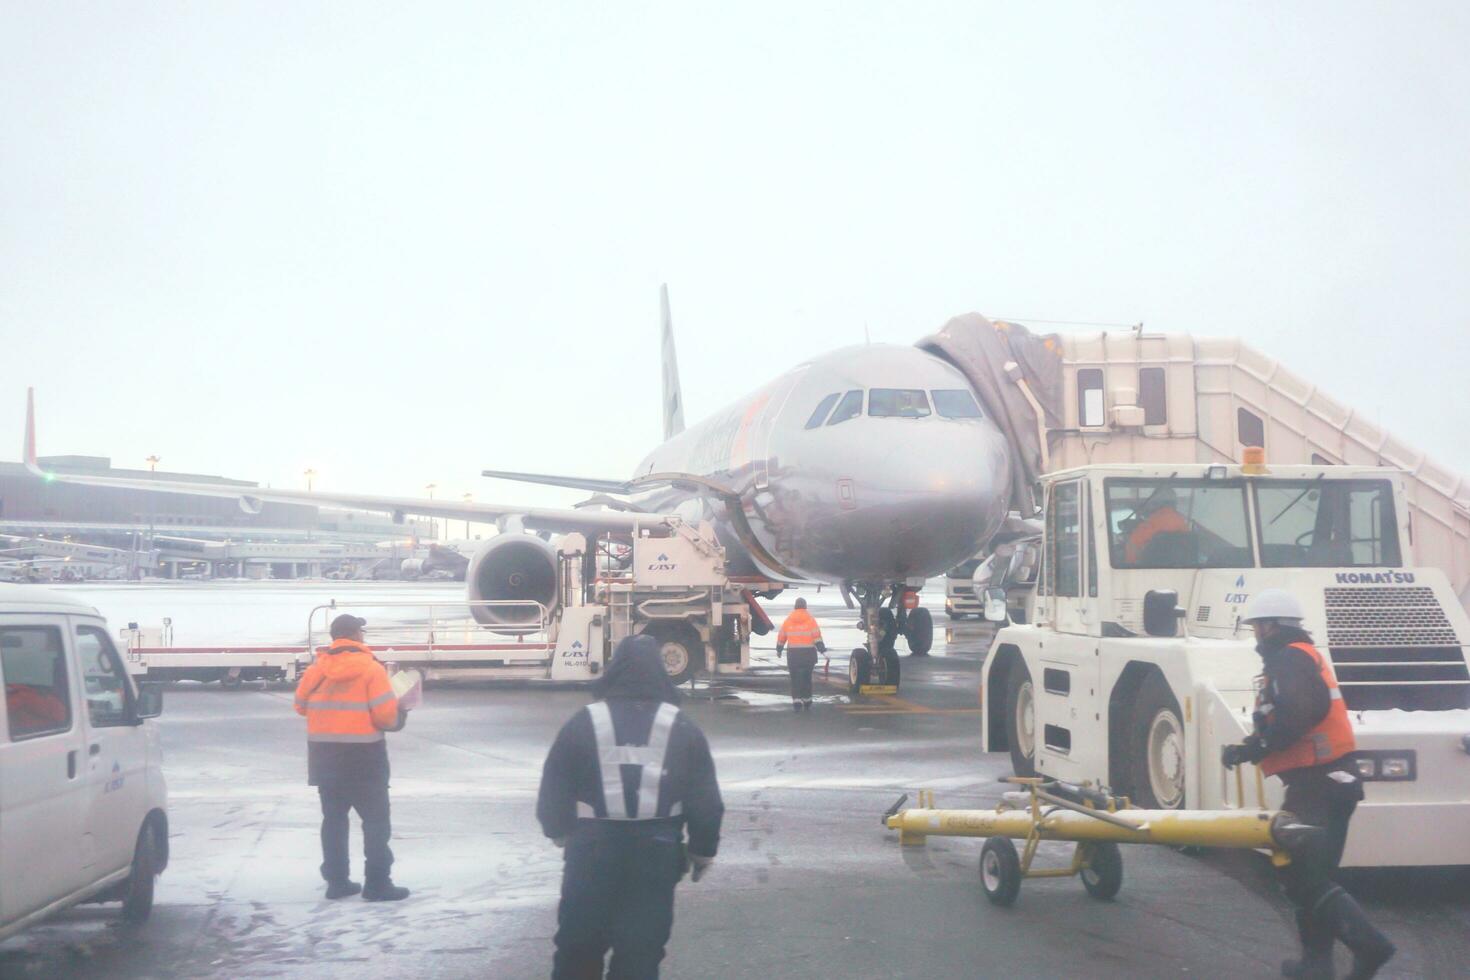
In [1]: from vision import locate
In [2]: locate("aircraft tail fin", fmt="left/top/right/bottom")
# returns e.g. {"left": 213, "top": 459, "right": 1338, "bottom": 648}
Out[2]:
{"left": 660, "top": 284, "right": 685, "bottom": 440}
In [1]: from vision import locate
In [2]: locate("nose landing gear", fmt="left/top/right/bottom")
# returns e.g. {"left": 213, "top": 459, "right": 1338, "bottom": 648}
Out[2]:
{"left": 848, "top": 583, "right": 925, "bottom": 696}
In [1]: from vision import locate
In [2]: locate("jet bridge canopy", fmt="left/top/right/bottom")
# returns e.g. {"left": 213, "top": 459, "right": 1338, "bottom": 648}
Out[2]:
{"left": 920, "top": 317, "right": 1470, "bottom": 612}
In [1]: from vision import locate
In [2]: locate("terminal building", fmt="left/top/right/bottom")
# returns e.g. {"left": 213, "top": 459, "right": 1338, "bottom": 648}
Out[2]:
{"left": 0, "top": 456, "right": 435, "bottom": 580}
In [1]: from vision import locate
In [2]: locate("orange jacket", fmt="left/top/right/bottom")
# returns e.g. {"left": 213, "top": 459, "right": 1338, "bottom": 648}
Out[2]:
{"left": 1258, "top": 641, "right": 1355, "bottom": 776}
{"left": 1125, "top": 506, "right": 1190, "bottom": 563}
{"left": 294, "top": 639, "right": 399, "bottom": 743}
{"left": 6, "top": 683, "right": 68, "bottom": 735}
{"left": 777, "top": 609, "right": 823, "bottom": 649}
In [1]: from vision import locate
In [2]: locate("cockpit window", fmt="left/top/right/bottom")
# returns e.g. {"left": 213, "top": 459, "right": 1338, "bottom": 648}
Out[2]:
{"left": 931, "top": 389, "right": 983, "bottom": 419}
{"left": 826, "top": 390, "right": 864, "bottom": 426}
{"left": 868, "top": 389, "right": 931, "bottom": 419}
{"left": 805, "top": 393, "right": 841, "bottom": 430}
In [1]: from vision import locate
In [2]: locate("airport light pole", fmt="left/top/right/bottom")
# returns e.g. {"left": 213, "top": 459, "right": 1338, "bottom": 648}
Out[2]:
{"left": 463, "top": 492, "right": 472, "bottom": 539}
{"left": 144, "top": 455, "right": 160, "bottom": 579}
{"left": 304, "top": 468, "right": 316, "bottom": 492}
{"left": 425, "top": 483, "right": 437, "bottom": 540}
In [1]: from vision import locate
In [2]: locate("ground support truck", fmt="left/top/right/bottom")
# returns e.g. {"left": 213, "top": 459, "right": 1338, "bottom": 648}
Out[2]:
{"left": 979, "top": 460, "right": 1470, "bottom": 867}
{"left": 121, "top": 517, "right": 765, "bottom": 688}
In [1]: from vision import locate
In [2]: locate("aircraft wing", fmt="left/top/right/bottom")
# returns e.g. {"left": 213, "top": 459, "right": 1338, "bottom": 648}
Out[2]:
{"left": 23, "top": 390, "right": 676, "bottom": 536}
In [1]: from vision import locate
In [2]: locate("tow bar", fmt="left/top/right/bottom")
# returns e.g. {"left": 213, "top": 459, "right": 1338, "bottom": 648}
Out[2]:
{"left": 884, "top": 778, "right": 1305, "bottom": 906}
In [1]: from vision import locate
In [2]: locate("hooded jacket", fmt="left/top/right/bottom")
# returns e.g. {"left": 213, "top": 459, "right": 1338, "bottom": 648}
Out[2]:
{"left": 294, "top": 638, "right": 399, "bottom": 786}
{"left": 537, "top": 636, "right": 724, "bottom": 856}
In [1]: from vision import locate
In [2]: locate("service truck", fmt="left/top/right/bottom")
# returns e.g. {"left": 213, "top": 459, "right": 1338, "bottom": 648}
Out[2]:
{"left": 979, "top": 460, "right": 1470, "bottom": 867}
{"left": 124, "top": 517, "right": 768, "bottom": 688}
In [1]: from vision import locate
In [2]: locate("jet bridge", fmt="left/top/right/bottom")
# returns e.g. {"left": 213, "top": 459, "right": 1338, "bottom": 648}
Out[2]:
{"left": 921, "top": 318, "right": 1470, "bottom": 612}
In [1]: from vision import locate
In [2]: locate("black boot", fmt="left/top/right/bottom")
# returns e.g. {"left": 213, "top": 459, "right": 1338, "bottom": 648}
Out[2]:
{"left": 324, "top": 879, "right": 362, "bottom": 900}
{"left": 1320, "top": 889, "right": 1394, "bottom": 980}
{"left": 1281, "top": 909, "right": 1334, "bottom": 978}
{"left": 362, "top": 878, "right": 410, "bottom": 902}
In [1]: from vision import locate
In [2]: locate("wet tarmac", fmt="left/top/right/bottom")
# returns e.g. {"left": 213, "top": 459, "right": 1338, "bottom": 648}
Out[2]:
{"left": 2, "top": 588, "right": 1466, "bottom": 978}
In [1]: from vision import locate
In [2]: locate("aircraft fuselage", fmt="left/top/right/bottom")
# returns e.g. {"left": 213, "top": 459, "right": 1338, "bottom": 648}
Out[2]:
{"left": 632, "top": 344, "right": 1012, "bottom": 584}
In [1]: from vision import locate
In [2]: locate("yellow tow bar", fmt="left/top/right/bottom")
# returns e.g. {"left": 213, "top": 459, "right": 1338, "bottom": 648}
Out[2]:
{"left": 883, "top": 778, "right": 1294, "bottom": 906}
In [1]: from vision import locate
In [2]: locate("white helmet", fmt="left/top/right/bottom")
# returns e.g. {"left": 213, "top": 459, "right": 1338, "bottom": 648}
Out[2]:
{"left": 1241, "top": 588, "right": 1306, "bottom": 625}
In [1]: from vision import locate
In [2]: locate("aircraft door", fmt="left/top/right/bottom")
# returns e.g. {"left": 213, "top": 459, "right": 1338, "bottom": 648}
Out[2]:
{"left": 74, "top": 622, "right": 150, "bottom": 876}
{"left": 0, "top": 618, "right": 87, "bottom": 922}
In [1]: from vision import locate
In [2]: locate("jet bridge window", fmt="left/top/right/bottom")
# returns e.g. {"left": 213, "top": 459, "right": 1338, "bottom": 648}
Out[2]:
{"left": 1077, "top": 369, "right": 1105, "bottom": 427}
{"left": 868, "top": 389, "right": 931, "bottom": 419}
{"left": 805, "top": 392, "right": 842, "bottom": 429}
{"left": 931, "top": 389, "right": 984, "bottom": 419}
{"left": 826, "top": 390, "right": 864, "bottom": 426}
{"left": 1105, "top": 479, "right": 1252, "bottom": 569}
{"left": 1256, "top": 479, "right": 1402, "bottom": 568}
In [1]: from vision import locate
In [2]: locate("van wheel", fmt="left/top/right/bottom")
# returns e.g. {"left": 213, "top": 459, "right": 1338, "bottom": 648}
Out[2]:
{"left": 219, "top": 674, "right": 242, "bottom": 690}
{"left": 1128, "top": 673, "right": 1186, "bottom": 810}
{"left": 121, "top": 825, "right": 157, "bottom": 924}
{"left": 1004, "top": 662, "right": 1037, "bottom": 777}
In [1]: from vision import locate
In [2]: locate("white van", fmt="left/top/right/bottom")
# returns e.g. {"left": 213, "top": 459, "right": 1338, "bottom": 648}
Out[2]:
{"left": 0, "top": 584, "right": 167, "bottom": 941}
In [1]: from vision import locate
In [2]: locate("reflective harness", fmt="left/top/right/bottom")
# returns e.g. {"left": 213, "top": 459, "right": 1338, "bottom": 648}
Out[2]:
{"left": 577, "top": 701, "right": 683, "bottom": 820}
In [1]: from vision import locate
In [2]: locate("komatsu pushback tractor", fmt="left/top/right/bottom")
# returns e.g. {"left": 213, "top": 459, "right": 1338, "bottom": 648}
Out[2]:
{"left": 979, "top": 457, "right": 1470, "bottom": 867}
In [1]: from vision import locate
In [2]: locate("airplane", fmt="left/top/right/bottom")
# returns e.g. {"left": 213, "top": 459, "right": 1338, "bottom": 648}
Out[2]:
{"left": 22, "top": 287, "right": 1014, "bottom": 689}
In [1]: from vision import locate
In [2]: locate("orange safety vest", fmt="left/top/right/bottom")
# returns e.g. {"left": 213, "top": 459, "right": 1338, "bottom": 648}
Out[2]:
{"left": 777, "top": 609, "right": 823, "bottom": 649}
{"left": 1125, "top": 506, "right": 1190, "bottom": 563}
{"left": 1257, "top": 641, "right": 1356, "bottom": 777}
{"left": 294, "top": 639, "right": 399, "bottom": 743}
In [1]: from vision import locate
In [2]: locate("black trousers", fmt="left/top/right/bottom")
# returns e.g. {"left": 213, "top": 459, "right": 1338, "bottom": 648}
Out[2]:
{"left": 554, "top": 823, "right": 683, "bottom": 980}
{"left": 318, "top": 781, "right": 394, "bottom": 884}
{"left": 1278, "top": 770, "right": 1360, "bottom": 911}
{"left": 787, "top": 648, "right": 818, "bottom": 701}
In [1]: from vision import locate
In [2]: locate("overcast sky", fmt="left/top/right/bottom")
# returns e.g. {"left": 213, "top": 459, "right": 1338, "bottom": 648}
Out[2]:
{"left": 4, "top": 2, "right": 1467, "bottom": 521}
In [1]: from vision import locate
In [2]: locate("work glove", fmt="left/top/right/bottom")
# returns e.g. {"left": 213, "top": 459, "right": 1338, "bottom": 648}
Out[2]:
{"left": 688, "top": 852, "right": 714, "bottom": 883}
{"left": 815, "top": 641, "right": 827, "bottom": 654}
{"left": 1221, "top": 736, "right": 1266, "bottom": 769}
{"left": 775, "top": 645, "right": 784, "bottom": 659}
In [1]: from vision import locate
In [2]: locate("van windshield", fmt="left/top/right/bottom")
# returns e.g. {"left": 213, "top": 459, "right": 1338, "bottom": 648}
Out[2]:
{"left": 1256, "top": 479, "right": 1401, "bottom": 567}
{"left": 1105, "top": 479, "right": 1252, "bottom": 569}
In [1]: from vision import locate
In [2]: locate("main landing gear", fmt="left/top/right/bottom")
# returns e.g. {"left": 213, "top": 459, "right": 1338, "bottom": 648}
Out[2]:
{"left": 847, "top": 583, "right": 933, "bottom": 696}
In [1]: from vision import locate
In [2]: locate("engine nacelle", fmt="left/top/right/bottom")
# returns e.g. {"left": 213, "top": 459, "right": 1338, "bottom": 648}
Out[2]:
{"left": 467, "top": 533, "right": 559, "bottom": 629}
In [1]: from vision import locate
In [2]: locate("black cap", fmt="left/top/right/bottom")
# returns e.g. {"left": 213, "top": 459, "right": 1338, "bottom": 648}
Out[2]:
{"left": 329, "top": 614, "right": 367, "bottom": 639}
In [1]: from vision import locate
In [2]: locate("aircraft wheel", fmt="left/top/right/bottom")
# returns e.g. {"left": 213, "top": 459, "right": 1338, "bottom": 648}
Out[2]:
{"left": 880, "top": 648, "right": 901, "bottom": 689}
{"left": 1080, "top": 842, "right": 1123, "bottom": 900}
{"left": 1004, "top": 661, "right": 1037, "bottom": 777}
{"left": 848, "top": 648, "right": 871, "bottom": 697}
{"left": 1127, "top": 673, "right": 1186, "bottom": 810}
{"left": 979, "top": 837, "right": 1022, "bottom": 906}
{"left": 905, "top": 607, "right": 934, "bottom": 656}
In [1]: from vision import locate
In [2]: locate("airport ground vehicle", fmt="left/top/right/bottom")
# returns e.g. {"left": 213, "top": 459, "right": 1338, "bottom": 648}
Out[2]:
{"left": 0, "top": 585, "right": 167, "bottom": 941}
{"left": 980, "top": 461, "right": 1470, "bottom": 867}
{"left": 120, "top": 517, "right": 765, "bottom": 687}
{"left": 944, "top": 559, "right": 983, "bottom": 619}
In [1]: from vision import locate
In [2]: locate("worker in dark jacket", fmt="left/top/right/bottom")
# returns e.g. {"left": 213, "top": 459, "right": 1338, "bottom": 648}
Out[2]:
{"left": 294, "top": 614, "right": 409, "bottom": 902}
{"left": 1222, "top": 590, "right": 1394, "bottom": 980}
{"left": 775, "top": 597, "right": 826, "bottom": 710}
{"left": 537, "top": 634, "right": 724, "bottom": 979}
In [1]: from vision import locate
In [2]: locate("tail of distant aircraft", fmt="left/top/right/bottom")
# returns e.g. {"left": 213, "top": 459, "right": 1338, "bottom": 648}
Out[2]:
{"left": 661, "top": 284, "right": 685, "bottom": 441}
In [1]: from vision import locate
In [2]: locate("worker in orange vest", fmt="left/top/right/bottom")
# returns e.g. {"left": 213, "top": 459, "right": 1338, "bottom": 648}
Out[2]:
{"left": 1222, "top": 590, "right": 1394, "bottom": 980}
{"left": 775, "top": 597, "right": 826, "bottom": 711}
{"left": 1123, "top": 487, "right": 1190, "bottom": 563}
{"left": 295, "top": 614, "right": 409, "bottom": 902}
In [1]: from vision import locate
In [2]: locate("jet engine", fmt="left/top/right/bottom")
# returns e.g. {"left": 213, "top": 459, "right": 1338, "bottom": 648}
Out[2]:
{"left": 466, "top": 533, "right": 559, "bottom": 629}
